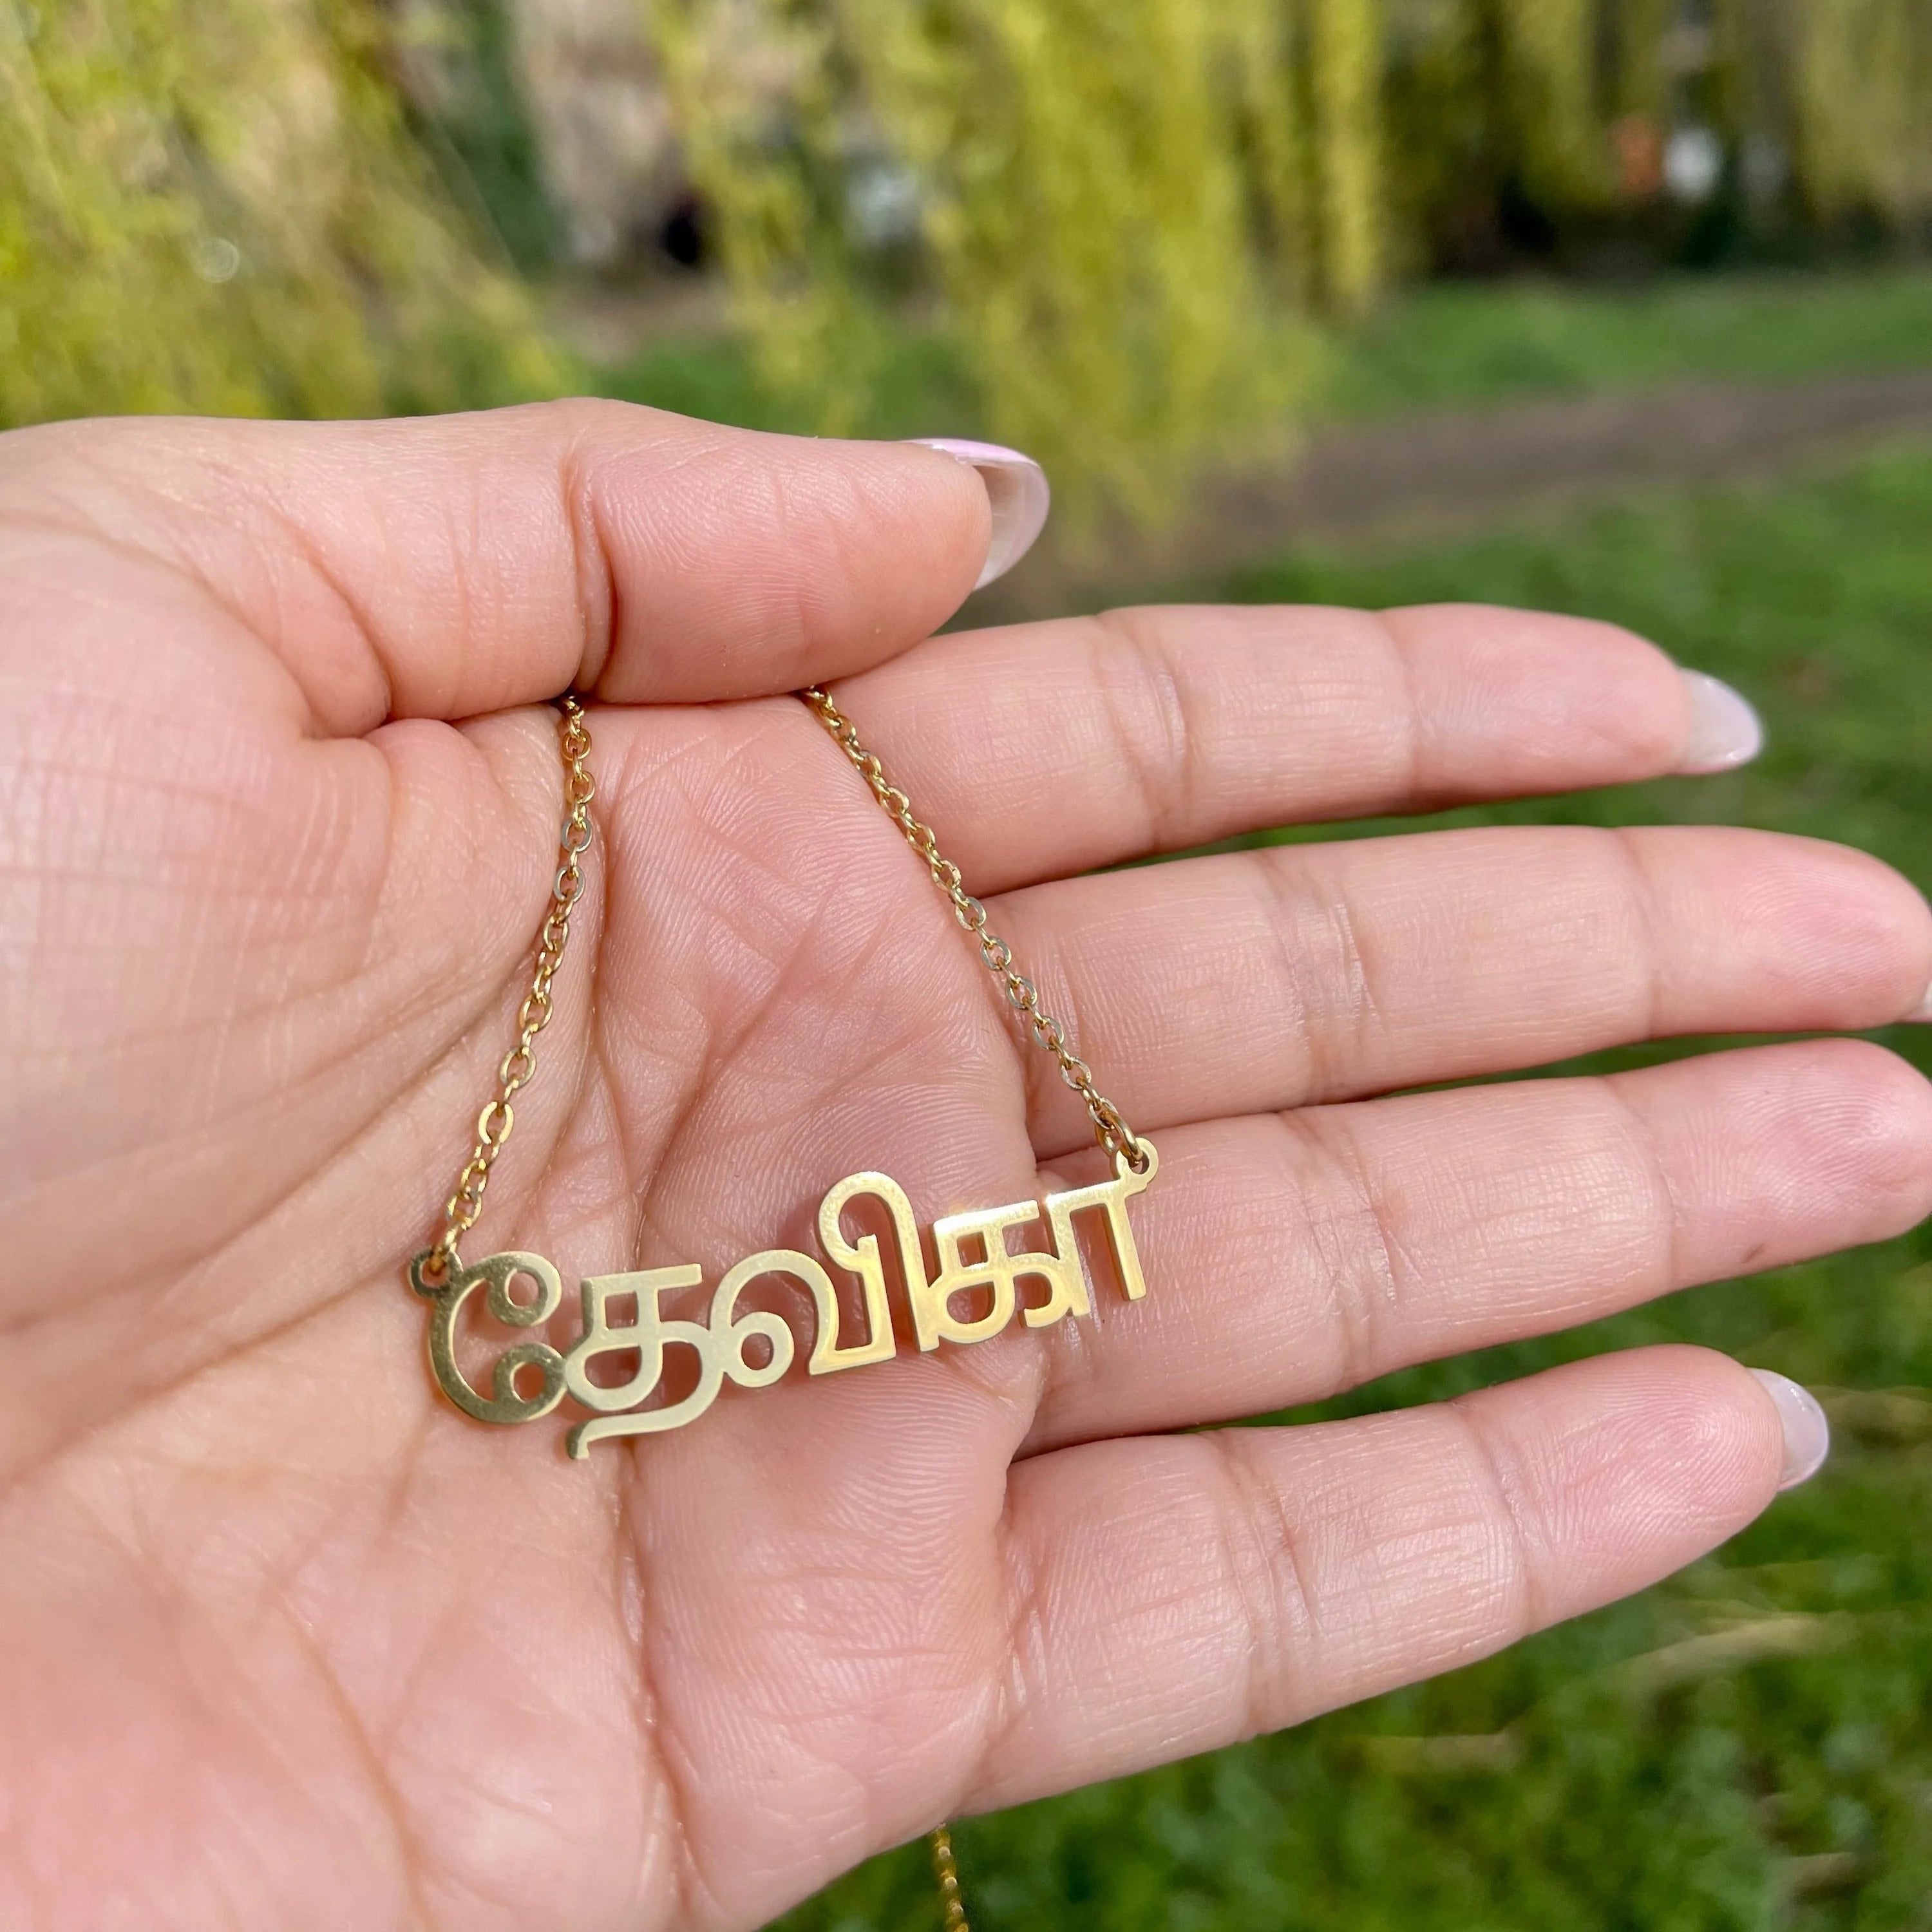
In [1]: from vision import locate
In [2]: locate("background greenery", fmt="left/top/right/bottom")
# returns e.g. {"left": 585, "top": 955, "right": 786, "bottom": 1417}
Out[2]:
{"left": 593, "top": 263, "right": 1932, "bottom": 440}
{"left": 0, "top": 0, "right": 560, "bottom": 425}
{"left": 7, "top": 0, "right": 1932, "bottom": 508}
{"left": 653, "top": 0, "right": 1932, "bottom": 513}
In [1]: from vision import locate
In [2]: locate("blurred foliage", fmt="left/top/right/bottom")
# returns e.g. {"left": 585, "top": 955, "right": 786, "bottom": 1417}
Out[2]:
{"left": 6, "top": 0, "right": 1931, "bottom": 511}
{"left": 651, "top": 0, "right": 1932, "bottom": 518}
{"left": 401, "top": 0, "right": 561, "bottom": 272}
{"left": 772, "top": 431, "right": 1932, "bottom": 1932}
{"left": 590, "top": 264, "right": 1932, "bottom": 442}
{"left": 0, "top": 0, "right": 562, "bottom": 426}
{"left": 1789, "top": 0, "right": 1932, "bottom": 227}
{"left": 649, "top": 0, "right": 1373, "bottom": 524}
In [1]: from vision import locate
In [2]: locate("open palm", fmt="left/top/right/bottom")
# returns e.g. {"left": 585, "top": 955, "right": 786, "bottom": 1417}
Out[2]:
{"left": 4, "top": 404, "right": 1930, "bottom": 1932}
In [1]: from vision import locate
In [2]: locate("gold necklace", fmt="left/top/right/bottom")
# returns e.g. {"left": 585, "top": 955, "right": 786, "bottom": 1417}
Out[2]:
{"left": 408, "top": 690, "right": 1160, "bottom": 1926}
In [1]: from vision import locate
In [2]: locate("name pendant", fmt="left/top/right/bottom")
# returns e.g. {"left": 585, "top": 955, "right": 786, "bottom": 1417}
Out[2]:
{"left": 410, "top": 1142, "right": 1157, "bottom": 1457}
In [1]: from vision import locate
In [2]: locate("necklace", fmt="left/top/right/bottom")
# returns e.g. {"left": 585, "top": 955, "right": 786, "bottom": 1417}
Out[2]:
{"left": 407, "top": 690, "right": 1160, "bottom": 1927}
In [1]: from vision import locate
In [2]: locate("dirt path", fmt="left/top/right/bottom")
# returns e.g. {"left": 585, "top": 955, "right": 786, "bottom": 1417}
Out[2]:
{"left": 967, "top": 368, "right": 1932, "bottom": 623}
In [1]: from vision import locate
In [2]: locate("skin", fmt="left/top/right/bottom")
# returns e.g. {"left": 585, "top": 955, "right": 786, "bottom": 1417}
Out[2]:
{"left": 1, "top": 401, "right": 1930, "bottom": 1932}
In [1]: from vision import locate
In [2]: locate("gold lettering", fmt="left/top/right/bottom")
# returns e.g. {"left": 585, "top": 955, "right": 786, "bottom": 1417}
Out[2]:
{"left": 416, "top": 1139, "right": 1160, "bottom": 1454}
{"left": 1043, "top": 1140, "right": 1159, "bottom": 1311}
{"left": 564, "top": 1265, "right": 719, "bottom": 1456}
{"left": 921, "top": 1200, "right": 1079, "bottom": 1349}
{"left": 410, "top": 1248, "right": 567, "bottom": 1426}
{"left": 813, "top": 1175, "right": 911, "bottom": 1372}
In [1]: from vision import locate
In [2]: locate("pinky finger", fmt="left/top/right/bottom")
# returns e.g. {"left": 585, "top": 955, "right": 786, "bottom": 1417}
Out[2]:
{"left": 969, "top": 1346, "right": 1811, "bottom": 1813}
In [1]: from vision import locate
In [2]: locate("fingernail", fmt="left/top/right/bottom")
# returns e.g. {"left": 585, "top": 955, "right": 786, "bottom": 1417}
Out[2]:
{"left": 904, "top": 438, "right": 1050, "bottom": 588}
{"left": 1674, "top": 670, "right": 1764, "bottom": 773}
{"left": 1749, "top": 1368, "right": 1831, "bottom": 1492}
{"left": 1908, "top": 980, "right": 1932, "bottom": 1023}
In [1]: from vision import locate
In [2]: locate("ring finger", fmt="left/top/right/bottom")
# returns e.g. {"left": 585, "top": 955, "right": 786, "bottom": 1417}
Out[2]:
{"left": 1015, "top": 1038, "right": 1932, "bottom": 1452}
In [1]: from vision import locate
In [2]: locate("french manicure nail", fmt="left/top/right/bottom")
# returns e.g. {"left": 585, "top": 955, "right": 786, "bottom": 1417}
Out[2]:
{"left": 1908, "top": 980, "right": 1932, "bottom": 1023}
{"left": 1749, "top": 1368, "right": 1830, "bottom": 1492}
{"left": 1674, "top": 670, "right": 1765, "bottom": 774}
{"left": 904, "top": 438, "right": 1050, "bottom": 589}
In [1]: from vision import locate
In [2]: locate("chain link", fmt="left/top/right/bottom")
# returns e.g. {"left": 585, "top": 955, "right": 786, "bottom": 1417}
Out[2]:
{"left": 929, "top": 1826, "right": 971, "bottom": 1932}
{"left": 800, "top": 685, "right": 1148, "bottom": 1174}
{"left": 422, "top": 697, "right": 596, "bottom": 1281}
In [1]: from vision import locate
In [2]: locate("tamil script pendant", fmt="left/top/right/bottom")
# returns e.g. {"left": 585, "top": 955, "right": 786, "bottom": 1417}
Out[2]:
{"left": 410, "top": 1141, "right": 1157, "bottom": 1457}
{"left": 410, "top": 690, "right": 1159, "bottom": 1464}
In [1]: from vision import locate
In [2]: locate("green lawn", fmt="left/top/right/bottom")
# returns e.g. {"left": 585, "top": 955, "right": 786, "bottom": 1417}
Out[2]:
{"left": 590, "top": 267, "right": 1932, "bottom": 442}
{"left": 772, "top": 437, "right": 1932, "bottom": 1931}
{"left": 1314, "top": 269, "right": 1932, "bottom": 421}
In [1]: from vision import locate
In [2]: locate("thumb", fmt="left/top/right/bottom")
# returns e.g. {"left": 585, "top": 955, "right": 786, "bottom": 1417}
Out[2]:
{"left": 0, "top": 402, "right": 1020, "bottom": 730}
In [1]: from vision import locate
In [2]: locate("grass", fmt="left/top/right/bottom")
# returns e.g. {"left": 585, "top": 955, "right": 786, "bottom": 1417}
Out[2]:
{"left": 770, "top": 436, "right": 1932, "bottom": 1932}
{"left": 587, "top": 265, "right": 1932, "bottom": 443}
{"left": 1315, "top": 269, "right": 1932, "bottom": 421}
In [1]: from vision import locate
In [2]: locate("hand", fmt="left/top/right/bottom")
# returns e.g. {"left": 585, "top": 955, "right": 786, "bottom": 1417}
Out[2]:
{"left": 3, "top": 406, "right": 1929, "bottom": 1932}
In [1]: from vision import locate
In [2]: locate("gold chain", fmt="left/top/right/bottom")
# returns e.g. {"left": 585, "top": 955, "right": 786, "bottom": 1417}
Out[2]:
{"left": 801, "top": 685, "right": 1148, "bottom": 1174}
{"left": 930, "top": 1826, "right": 971, "bottom": 1931}
{"left": 421, "top": 688, "right": 1128, "bottom": 1924}
{"left": 803, "top": 681, "right": 1157, "bottom": 1932}
{"left": 423, "top": 697, "right": 596, "bottom": 1281}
